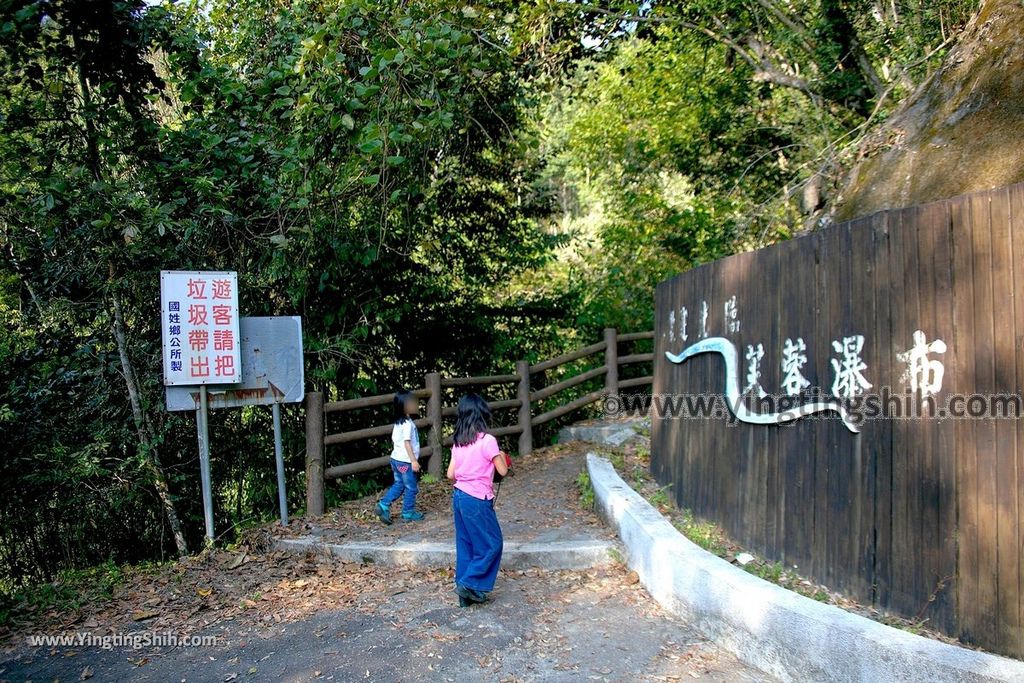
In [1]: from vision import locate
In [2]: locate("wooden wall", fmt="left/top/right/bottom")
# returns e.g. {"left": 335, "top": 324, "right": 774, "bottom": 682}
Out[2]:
{"left": 651, "top": 183, "right": 1024, "bottom": 658}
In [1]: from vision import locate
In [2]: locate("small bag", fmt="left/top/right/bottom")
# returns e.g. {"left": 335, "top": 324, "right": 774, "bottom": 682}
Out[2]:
{"left": 493, "top": 452, "right": 512, "bottom": 483}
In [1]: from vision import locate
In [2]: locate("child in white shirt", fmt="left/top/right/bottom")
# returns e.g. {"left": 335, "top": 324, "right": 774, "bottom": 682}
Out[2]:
{"left": 377, "top": 390, "right": 424, "bottom": 523}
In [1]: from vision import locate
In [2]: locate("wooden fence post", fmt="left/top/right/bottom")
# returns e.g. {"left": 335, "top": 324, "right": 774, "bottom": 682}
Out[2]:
{"left": 516, "top": 360, "right": 533, "bottom": 456}
{"left": 305, "top": 391, "right": 325, "bottom": 516}
{"left": 604, "top": 327, "right": 618, "bottom": 396}
{"left": 425, "top": 372, "right": 443, "bottom": 477}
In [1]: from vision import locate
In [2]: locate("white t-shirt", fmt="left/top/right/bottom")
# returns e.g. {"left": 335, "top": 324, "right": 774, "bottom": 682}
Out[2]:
{"left": 391, "top": 418, "right": 420, "bottom": 463}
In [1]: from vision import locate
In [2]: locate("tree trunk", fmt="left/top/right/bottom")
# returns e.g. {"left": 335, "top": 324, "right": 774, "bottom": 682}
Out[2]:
{"left": 821, "top": 0, "right": 882, "bottom": 115}
{"left": 111, "top": 286, "right": 189, "bottom": 557}
{"left": 70, "top": 30, "right": 189, "bottom": 558}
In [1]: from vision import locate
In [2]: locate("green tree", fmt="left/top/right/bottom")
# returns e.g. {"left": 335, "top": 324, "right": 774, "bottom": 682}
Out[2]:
{"left": 0, "top": 0, "right": 567, "bottom": 586}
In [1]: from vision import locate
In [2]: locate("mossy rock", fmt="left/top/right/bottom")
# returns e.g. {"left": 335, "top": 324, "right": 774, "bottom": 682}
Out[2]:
{"left": 835, "top": 0, "right": 1024, "bottom": 221}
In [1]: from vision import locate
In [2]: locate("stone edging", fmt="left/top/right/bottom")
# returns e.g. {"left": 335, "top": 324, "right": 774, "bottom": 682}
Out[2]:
{"left": 275, "top": 537, "right": 614, "bottom": 571}
{"left": 586, "top": 453, "right": 1024, "bottom": 683}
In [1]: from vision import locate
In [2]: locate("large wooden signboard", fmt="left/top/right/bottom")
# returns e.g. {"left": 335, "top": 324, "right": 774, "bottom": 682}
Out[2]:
{"left": 651, "top": 183, "right": 1024, "bottom": 657}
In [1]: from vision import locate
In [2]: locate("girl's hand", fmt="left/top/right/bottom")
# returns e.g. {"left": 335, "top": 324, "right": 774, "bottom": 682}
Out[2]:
{"left": 411, "top": 460, "right": 421, "bottom": 473}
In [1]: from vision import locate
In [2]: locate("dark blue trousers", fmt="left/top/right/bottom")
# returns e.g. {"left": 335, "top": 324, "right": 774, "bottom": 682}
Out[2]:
{"left": 452, "top": 488, "right": 503, "bottom": 593}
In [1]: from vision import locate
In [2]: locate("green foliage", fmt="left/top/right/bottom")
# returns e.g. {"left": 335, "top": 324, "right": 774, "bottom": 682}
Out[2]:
{"left": 0, "top": 0, "right": 570, "bottom": 588}
{"left": 536, "top": 1, "right": 976, "bottom": 333}
{"left": 671, "top": 508, "right": 732, "bottom": 557}
{"left": 648, "top": 485, "right": 672, "bottom": 510}
{"left": 0, "top": 559, "right": 143, "bottom": 626}
{"left": 0, "top": 0, "right": 985, "bottom": 591}
{"left": 576, "top": 470, "right": 595, "bottom": 509}
{"left": 745, "top": 560, "right": 785, "bottom": 584}
{"left": 608, "top": 450, "right": 625, "bottom": 471}
{"left": 539, "top": 26, "right": 794, "bottom": 331}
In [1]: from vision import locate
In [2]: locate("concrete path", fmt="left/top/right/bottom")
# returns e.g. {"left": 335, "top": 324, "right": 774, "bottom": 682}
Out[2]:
{"left": 2, "top": 566, "right": 768, "bottom": 683}
{"left": 1, "top": 439, "right": 770, "bottom": 683}
{"left": 273, "top": 442, "right": 618, "bottom": 569}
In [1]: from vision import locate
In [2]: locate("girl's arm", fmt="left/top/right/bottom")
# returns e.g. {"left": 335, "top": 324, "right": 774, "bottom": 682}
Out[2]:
{"left": 492, "top": 451, "right": 509, "bottom": 477}
{"left": 404, "top": 440, "right": 420, "bottom": 472}
{"left": 446, "top": 454, "right": 456, "bottom": 481}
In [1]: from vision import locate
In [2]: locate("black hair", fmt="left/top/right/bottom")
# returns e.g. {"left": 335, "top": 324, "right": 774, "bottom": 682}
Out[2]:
{"left": 453, "top": 393, "right": 491, "bottom": 447}
{"left": 393, "top": 390, "right": 414, "bottom": 424}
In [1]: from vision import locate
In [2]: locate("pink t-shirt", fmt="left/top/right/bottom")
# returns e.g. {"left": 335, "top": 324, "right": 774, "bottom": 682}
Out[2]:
{"left": 452, "top": 433, "right": 500, "bottom": 500}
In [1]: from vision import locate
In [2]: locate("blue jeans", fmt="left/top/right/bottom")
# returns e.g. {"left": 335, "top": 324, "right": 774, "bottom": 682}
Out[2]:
{"left": 452, "top": 488, "right": 503, "bottom": 593}
{"left": 381, "top": 459, "right": 418, "bottom": 513}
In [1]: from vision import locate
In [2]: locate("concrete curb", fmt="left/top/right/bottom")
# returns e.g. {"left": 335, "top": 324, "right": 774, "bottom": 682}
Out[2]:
{"left": 275, "top": 537, "right": 615, "bottom": 571}
{"left": 586, "top": 453, "right": 1024, "bottom": 683}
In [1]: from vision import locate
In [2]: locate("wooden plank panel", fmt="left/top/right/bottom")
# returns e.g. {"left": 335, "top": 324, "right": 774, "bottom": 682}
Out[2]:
{"left": 655, "top": 275, "right": 678, "bottom": 489}
{"left": 905, "top": 204, "right": 930, "bottom": 617}
{"left": 709, "top": 258, "right": 728, "bottom": 528}
{"left": 988, "top": 187, "right": 1020, "bottom": 653}
{"left": 889, "top": 205, "right": 920, "bottom": 614}
{"left": 822, "top": 221, "right": 846, "bottom": 589}
{"left": 952, "top": 193, "right": 981, "bottom": 644}
{"left": 846, "top": 216, "right": 878, "bottom": 601}
{"left": 909, "top": 200, "right": 945, "bottom": 626}
{"left": 870, "top": 210, "right": 894, "bottom": 609}
{"left": 827, "top": 223, "right": 851, "bottom": 593}
{"left": 811, "top": 229, "right": 832, "bottom": 584}
{"left": 1010, "top": 183, "right": 1024, "bottom": 659}
{"left": 680, "top": 268, "right": 701, "bottom": 514}
{"left": 749, "top": 244, "right": 770, "bottom": 558}
{"left": 915, "top": 198, "right": 958, "bottom": 631}
{"left": 969, "top": 191, "right": 999, "bottom": 647}
{"left": 776, "top": 237, "right": 807, "bottom": 572}
{"left": 732, "top": 248, "right": 758, "bottom": 549}
{"left": 760, "top": 241, "right": 781, "bottom": 561}
{"left": 704, "top": 264, "right": 720, "bottom": 524}
{"left": 740, "top": 248, "right": 763, "bottom": 557}
{"left": 728, "top": 245, "right": 766, "bottom": 556}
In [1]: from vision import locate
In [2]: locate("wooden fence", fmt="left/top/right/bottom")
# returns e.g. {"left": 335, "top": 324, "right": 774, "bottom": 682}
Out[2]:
{"left": 652, "top": 182, "right": 1024, "bottom": 658}
{"left": 305, "top": 328, "right": 653, "bottom": 516}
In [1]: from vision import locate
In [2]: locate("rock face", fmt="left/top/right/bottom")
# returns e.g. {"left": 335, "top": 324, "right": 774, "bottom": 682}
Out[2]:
{"left": 834, "top": 0, "right": 1024, "bottom": 221}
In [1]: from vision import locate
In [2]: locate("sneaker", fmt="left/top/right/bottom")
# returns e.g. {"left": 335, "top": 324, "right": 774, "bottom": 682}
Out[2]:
{"left": 455, "top": 584, "right": 488, "bottom": 605}
{"left": 376, "top": 501, "right": 392, "bottom": 525}
{"left": 401, "top": 510, "right": 425, "bottom": 521}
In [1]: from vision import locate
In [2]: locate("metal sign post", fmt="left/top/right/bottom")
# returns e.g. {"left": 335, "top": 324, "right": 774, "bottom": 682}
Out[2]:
{"left": 272, "top": 402, "right": 288, "bottom": 525}
{"left": 198, "top": 385, "right": 214, "bottom": 541}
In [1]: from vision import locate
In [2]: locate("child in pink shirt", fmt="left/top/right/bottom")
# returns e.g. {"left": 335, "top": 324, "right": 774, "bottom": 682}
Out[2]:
{"left": 446, "top": 393, "right": 509, "bottom": 607}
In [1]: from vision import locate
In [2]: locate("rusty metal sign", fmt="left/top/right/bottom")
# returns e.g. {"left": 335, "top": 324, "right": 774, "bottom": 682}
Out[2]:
{"left": 165, "top": 316, "right": 304, "bottom": 412}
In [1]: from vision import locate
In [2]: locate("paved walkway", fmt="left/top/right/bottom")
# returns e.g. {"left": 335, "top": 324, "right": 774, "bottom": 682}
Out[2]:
{"left": 278, "top": 441, "right": 615, "bottom": 548}
{"left": 3, "top": 566, "right": 767, "bottom": 682}
{"left": 1, "top": 440, "right": 772, "bottom": 682}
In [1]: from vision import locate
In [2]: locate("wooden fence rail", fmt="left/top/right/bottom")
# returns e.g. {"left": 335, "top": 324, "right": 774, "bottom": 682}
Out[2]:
{"left": 304, "top": 328, "right": 653, "bottom": 515}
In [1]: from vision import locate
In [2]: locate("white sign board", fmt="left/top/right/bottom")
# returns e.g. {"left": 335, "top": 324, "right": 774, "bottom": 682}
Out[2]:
{"left": 165, "top": 316, "right": 304, "bottom": 411}
{"left": 160, "top": 271, "right": 241, "bottom": 386}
